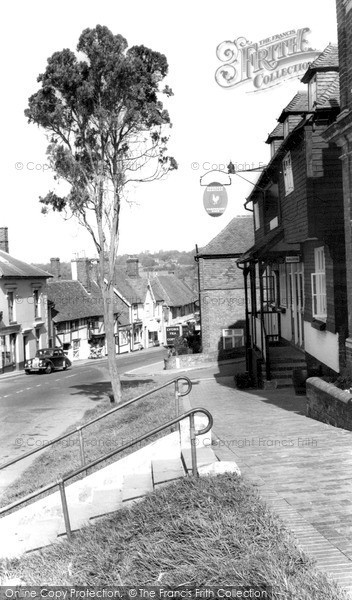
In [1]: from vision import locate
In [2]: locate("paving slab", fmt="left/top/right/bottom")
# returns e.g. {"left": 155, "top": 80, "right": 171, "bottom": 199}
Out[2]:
{"left": 188, "top": 378, "right": 352, "bottom": 597}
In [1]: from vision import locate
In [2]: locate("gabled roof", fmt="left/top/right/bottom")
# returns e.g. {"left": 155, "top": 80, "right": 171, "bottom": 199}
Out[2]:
{"left": 114, "top": 268, "right": 149, "bottom": 304}
{"left": 151, "top": 274, "right": 196, "bottom": 307}
{"left": 301, "top": 43, "right": 339, "bottom": 83}
{"left": 198, "top": 215, "right": 254, "bottom": 255}
{"left": 265, "top": 123, "right": 284, "bottom": 144}
{"left": 278, "top": 91, "right": 309, "bottom": 123}
{"left": 48, "top": 279, "right": 129, "bottom": 324}
{"left": 0, "top": 250, "right": 51, "bottom": 278}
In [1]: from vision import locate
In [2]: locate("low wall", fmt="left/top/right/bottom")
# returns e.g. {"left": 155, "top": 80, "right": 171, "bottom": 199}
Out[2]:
{"left": 306, "top": 377, "right": 352, "bottom": 431}
{"left": 164, "top": 349, "right": 245, "bottom": 370}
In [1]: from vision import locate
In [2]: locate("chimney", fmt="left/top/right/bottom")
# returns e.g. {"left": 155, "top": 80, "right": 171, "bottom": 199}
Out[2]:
{"left": 50, "top": 257, "right": 61, "bottom": 280}
{"left": 126, "top": 257, "right": 139, "bottom": 277}
{"left": 71, "top": 257, "right": 92, "bottom": 291}
{"left": 0, "top": 227, "right": 9, "bottom": 253}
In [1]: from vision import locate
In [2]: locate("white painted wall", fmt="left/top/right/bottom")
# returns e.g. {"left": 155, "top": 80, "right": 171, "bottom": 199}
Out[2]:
{"left": 304, "top": 321, "right": 340, "bottom": 372}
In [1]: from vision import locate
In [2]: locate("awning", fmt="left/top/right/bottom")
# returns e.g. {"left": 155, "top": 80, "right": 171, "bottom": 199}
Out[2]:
{"left": 237, "top": 229, "right": 300, "bottom": 264}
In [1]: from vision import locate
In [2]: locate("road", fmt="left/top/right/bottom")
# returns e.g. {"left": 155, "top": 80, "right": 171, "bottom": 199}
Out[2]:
{"left": 0, "top": 347, "right": 167, "bottom": 496}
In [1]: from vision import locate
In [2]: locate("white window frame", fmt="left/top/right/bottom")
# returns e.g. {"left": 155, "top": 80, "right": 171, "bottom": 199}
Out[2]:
{"left": 311, "top": 246, "right": 327, "bottom": 321}
{"left": 253, "top": 202, "right": 260, "bottom": 230}
{"left": 283, "top": 152, "right": 294, "bottom": 195}
{"left": 283, "top": 118, "right": 290, "bottom": 138}
{"left": 222, "top": 328, "right": 244, "bottom": 350}
{"left": 279, "top": 263, "right": 287, "bottom": 307}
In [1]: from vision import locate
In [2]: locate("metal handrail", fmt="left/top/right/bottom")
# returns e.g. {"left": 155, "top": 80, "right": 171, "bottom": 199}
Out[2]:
{"left": 0, "top": 376, "right": 192, "bottom": 472}
{"left": 0, "top": 407, "right": 213, "bottom": 541}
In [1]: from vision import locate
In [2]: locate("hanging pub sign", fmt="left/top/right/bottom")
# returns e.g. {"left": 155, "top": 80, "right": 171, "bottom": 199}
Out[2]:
{"left": 203, "top": 182, "right": 228, "bottom": 217}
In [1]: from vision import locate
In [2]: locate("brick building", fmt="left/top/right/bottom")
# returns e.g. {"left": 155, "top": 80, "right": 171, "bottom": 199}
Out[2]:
{"left": 238, "top": 45, "right": 348, "bottom": 385}
{"left": 322, "top": 0, "right": 352, "bottom": 371}
{"left": 195, "top": 216, "right": 254, "bottom": 360}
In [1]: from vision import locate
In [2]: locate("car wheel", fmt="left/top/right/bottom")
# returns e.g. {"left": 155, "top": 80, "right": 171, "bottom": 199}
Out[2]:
{"left": 63, "top": 362, "right": 68, "bottom": 371}
{"left": 25, "top": 370, "right": 31, "bottom": 375}
{"left": 45, "top": 364, "right": 52, "bottom": 375}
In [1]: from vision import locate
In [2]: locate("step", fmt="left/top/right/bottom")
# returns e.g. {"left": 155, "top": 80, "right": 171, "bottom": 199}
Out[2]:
{"left": 181, "top": 446, "right": 218, "bottom": 473}
{"left": 122, "top": 472, "right": 153, "bottom": 502}
{"left": 152, "top": 458, "right": 186, "bottom": 487}
{"left": 263, "top": 378, "right": 293, "bottom": 389}
{"left": 270, "top": 363, "right": 306, "bottom": 371}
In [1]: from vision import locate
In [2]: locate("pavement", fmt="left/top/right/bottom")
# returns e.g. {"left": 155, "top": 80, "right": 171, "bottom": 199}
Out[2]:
{"left": 1, "top": 357, "right": 352, "bottom": 596}
{"left": 186, "top": 368, "right": 352, "bottom": 597}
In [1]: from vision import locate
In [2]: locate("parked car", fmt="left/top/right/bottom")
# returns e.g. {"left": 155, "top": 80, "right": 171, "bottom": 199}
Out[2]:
{"left": 25, "top": 348, "right": 72, "bottom": 374}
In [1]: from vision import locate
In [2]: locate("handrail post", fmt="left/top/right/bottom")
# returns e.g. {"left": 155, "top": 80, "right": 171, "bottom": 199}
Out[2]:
{"left": 77, "top": 426, "right": 86, "bottom": 471}
{"left": 58, "top": 479, "right": 72, "bottom": 541}
{"left": 189, "top": 413, "right": 198, "bottom": 477}
{"left": 174, "top": 379, "right": 180, "bottom": 415}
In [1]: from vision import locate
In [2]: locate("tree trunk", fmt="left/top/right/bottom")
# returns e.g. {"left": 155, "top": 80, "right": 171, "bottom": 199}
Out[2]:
{"left": 102, "top": 281, "right": 122, "bottom": 403}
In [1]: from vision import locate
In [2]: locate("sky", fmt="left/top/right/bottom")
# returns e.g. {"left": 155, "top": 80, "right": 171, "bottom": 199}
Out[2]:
{"left": 0, "top": 0, "right": 338, "bottom": 263}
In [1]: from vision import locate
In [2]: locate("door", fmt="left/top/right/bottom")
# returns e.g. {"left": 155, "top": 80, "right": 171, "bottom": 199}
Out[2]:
{"left": 290, "top": 263, "right": 304, "bottom": 348}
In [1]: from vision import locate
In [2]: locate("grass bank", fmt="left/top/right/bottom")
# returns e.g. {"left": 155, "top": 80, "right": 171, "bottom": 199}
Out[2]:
{"left": 2, "top": 474, "right": 347, "bottom": 599}
{"left": 0, "top": 377, "right": 176, "bottom": 510}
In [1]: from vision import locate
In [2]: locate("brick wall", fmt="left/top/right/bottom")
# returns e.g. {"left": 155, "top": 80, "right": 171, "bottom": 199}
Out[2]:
{"left": 336, "top": 0, "right": 352, "bottom": 111}
{"left": 199, "top": 257, "right": 247, "bottom": 357}
{"left": 306, "top": 377, "right": 352, "bottom": 431}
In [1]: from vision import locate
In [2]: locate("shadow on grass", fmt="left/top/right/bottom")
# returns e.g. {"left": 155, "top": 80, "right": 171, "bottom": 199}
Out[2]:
{"left": 68, "top": 378, "right": 155, "bottom": 402}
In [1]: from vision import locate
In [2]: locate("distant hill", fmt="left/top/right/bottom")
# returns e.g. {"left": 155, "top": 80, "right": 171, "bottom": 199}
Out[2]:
{"left": 33, "top": 249, "right": 198, "bottom": 292}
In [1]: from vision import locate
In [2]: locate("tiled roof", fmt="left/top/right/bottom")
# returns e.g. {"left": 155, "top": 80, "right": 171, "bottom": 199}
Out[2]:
{"left": 199, "top": 216, "right": 254, "bottom": 255}
{"left": 316, "top": 74, "right": 340, "bottom": 109}
{"left": 301, "top": 44, "right": 339, "bottom": 83}
{"left": 114, "top": 268, "right": 148, "bottom": 304}
{"left": 48, "top": 280, "right": 129, "bottom": 324}
{"left": 151, "top": 274, "right": 195, "bottom": 307}
{"left": 278, "top": 91, "right": 308, "bottom": 122}
{"left": 0, "top": 250, "right": 51, "bottom": 278}
{"left": 266, "top": 123, "right": 284, "bottom": 143}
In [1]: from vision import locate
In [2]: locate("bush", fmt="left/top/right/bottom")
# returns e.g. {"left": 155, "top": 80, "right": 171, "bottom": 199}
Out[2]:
{"left": 234, "top": 372, "right": 252, "bottom": 389}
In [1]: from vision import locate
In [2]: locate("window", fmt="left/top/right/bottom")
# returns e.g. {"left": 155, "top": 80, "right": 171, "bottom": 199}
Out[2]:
{"left": 283, "top": 118, "right": 290, "bottom": 138}
{"left": 311, "top": 247, "right": 327, "bottom": 321}
{"left": 33, "top": 290, "right": 40, "bottom": 318}
{"left": 283, "top": 152, "right": 294, "bottom": 195}
{"left": 222, "top": 328, "right": 244, "bottom": 350}
{"left": 309, "top": 75, "right": 317, "bottom": 110}
{"left": 253, "top": 202, "right": 260, "bottom": 230}
{"left": 119, "top": 330, "right": 129, "bottom": 346}
{"left": 7, "top": 292, "right": 15, "bottom": 322}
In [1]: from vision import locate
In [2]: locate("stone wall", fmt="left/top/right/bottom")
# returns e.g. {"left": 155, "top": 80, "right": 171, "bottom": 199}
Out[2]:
{"left": 306, "top": 376, "right": 352, "bottom": 431}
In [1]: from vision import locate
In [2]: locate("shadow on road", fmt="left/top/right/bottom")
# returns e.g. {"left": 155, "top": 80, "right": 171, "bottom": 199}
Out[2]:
{"left": 68, "top": 378, "right": 155, "bottom": 402}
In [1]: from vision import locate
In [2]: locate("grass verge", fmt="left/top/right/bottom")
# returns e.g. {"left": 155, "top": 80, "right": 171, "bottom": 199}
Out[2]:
{"left": 0, "top": 377, "right": 176, "bottom": 510}
{"left": 1, "top": 474, "right": 348, "bottom": 599}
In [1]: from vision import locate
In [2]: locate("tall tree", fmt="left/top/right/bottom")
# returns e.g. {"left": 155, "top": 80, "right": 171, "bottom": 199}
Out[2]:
{"left": 25, "top": 25, "right": 177, "bottom": 402}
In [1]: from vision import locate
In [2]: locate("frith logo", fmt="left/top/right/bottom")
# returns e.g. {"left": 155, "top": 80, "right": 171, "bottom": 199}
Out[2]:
{"left": 215, "top": 28, "right": 320, "bottom": 92}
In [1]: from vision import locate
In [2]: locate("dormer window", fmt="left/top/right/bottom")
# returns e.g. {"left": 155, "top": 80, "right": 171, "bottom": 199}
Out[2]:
{"left": 309, "top": 75, "right": 317, "bottom": 110}
{"left": 283, "top": 118, "right": 290, "bottom": 138}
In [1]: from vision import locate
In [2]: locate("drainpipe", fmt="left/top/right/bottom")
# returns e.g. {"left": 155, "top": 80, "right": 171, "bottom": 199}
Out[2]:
{"left": 194, "top": 244, "right": 202, "bottom": 338}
